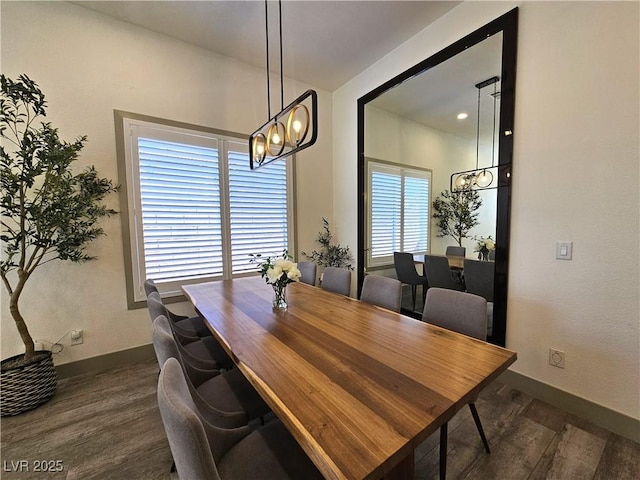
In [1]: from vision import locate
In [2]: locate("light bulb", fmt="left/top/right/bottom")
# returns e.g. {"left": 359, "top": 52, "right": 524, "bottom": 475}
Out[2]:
{"left": 272, "top": 132, "right": 281, "bottom": 144}
{"left": 292, "top": 120, "right": 302, "bottom": 133}
{"left": 257, "top": 144, "right": 264, "bottom": 155}
{"left": 476, "top": 170, "right": 493, "bottom": 188}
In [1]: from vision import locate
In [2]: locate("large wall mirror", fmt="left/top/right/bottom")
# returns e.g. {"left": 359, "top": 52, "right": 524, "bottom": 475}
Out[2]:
{"left": 357, "top": 9, "right": 518, "bottom": 346}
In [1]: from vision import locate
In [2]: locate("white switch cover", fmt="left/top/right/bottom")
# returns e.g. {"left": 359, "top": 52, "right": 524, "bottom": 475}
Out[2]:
{"left": 556, "top": 241, "right": 573, "bottom": 260}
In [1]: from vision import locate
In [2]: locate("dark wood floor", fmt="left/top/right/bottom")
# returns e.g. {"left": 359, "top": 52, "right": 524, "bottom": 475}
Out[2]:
{"left": 1, "top": 356, "right": 638, "bottom": 479}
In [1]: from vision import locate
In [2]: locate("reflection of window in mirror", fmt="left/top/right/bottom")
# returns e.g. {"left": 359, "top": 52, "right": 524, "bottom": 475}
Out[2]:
{"left": 366, "top": 159, "right": 431, "bottom": 269}
{"left": 363, "top": 32, "right": 502, "bottom": 259}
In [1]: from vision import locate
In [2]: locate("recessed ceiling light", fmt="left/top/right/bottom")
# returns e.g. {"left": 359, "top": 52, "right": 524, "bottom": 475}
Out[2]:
{"left": 457, "top": 113, "right": 468, "bottom": 120}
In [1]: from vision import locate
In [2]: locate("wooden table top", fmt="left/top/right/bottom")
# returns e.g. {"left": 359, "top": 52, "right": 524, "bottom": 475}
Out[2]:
{"left": 183, "top": 277, "right": 516, "bottom": 480}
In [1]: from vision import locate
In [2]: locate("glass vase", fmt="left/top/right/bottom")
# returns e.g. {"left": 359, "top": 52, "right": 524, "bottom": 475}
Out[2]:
{"left": 272, "top": 284, "right": 288, "bottom": 310}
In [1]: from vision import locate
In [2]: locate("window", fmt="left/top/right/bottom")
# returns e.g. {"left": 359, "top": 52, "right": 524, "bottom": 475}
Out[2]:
{"left": 367, "top": 160, "right": 431, "bottom": 267}
{"left": 116, "top": 112, "right": 293, "bottom": 305}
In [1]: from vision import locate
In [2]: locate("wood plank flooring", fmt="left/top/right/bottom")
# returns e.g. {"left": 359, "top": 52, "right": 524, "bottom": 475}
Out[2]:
{"left": 1, "top": 356, "right": 638, "bottom": 479}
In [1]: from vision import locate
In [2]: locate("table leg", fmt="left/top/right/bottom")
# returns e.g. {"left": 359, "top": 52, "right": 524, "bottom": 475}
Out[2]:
{"left": 440, "top": 422, "right": 448, "bottom": 480}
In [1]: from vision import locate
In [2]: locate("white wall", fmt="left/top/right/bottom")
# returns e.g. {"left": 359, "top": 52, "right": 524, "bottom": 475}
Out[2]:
{"left": 333, "top": 1, "right": 639, "bottom": 419}
{"left": 0, "top": 1, "right": 334, "bottom": 364}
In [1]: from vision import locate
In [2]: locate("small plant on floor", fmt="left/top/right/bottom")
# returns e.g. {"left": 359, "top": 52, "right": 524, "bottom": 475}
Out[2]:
{"left": 302, "top": 217, "right": 353, "bottom": 270}
{"left": 1, "top": 74, "right": 118, "bottom": 368}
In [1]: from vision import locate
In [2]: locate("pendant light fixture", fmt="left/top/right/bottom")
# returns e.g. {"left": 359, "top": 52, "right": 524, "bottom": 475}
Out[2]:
{"left": 450, "top": 76, "right": 500, "bottom": 191}
{"left": 249, "top": 0, "right": 318, "bottom": 169}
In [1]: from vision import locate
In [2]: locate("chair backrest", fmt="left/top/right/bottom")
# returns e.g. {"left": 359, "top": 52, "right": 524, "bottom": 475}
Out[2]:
{"left": 463, "top": 259, "right": 494, "bottom": 302}
{"left": 158, "top": 358, "right": 221, "bottom": 480}
{"left": 488, "top": 249, "right": 496, "bottom": 261}
{"left": 422, "top": 288, "right": 487, "bottom": 340}
{"left": 152, "top": 315, "right": 181, "bottom": 368}
{"left": 146, "top": 292, "right": 167, "bottom": 323}
{"left": 144, "top": 278, "right": 159, "bottom": 297}
{"left": 445, "top": 246, "right": 466, "bottom": 257}
{"left": 393, "top": 252, "right": 424, "bottom": 285}
{"left": 321, "top": 267, "right": 351, "bottom": 296}
{"left": 298, "top": 261, "right": 317, "bottom": 286}
{"left": 360, "top": 275, "right": 402, "bottom": 312}
{"left": 423, "top": 255, "right": 464, "bottom": 291}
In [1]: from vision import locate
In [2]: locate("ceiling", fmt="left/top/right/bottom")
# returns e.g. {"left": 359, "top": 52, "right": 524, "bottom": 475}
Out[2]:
{"left": 368, "top": 33, "right": 502, "bottom": 140}
{"left": 71, "top": 1, "right": 460, "bottom": 92}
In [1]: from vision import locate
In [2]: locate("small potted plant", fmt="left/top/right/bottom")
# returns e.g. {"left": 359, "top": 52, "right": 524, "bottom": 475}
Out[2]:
{"left": 302, "top": 218, "right": 353, "bottom": 284}
{"left": 1, "top": 74, "right": 118, "bottom": 415}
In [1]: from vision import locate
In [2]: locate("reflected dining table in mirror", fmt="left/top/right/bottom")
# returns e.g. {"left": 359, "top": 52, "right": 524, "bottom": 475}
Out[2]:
{"left": 183, "top": 277, "right": 516, "bottom": 480}
{"left": 414, "top": 253, "right": 465, "bottom": 270}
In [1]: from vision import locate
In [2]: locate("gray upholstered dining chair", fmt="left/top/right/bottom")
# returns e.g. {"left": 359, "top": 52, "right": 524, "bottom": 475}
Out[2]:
{"left": 393, "top": 252, "right": 428, "bottom": 312}
{"left": 360, "top": 275, "right": 402, "bottom": 313}
{"left": 145, "top": 280, "right": 210, "bottom": 338}
{"left": 445, "top": 246, "right": 466, "bottom": 257}
{"left": 298, "top": 261, "right": 317, "bottom": 286}
{"left": 463, "top": 259, "right": 494, "bottom": 302}
{"left": 423, "top": 254, "right": 465, "bottom": 291}
{"left": 147, "top": 292, "right": 233, "bottom": 370}
{"left": 321, "top": 267, "right": 351, "bottom": 296}
{"left": 488, "top": 249, "right": 496, "bottom": 261}
{"left": 422, "top": 287, "right": 491, "bottom": 454}
{"left": 158, "top": 357, "right": 324, "bottom": 480}
{"left": 153, "top": 315, "right": 269, "bottom": 429}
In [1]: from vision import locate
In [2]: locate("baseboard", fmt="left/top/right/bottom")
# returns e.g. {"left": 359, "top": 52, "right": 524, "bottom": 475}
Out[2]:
{"left": 499, "top": 369, "right": 640, "bottom": 443}
{"left": 55, "top": 344, "right": 156, "bottom": 379}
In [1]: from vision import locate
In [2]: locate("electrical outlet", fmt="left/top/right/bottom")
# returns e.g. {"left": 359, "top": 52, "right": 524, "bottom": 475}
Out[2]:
{"left": 549, "top": 348, "right": 565, "bottom": 368}
{"left": 70, "top": 329, "right": 84, "bottom": 346}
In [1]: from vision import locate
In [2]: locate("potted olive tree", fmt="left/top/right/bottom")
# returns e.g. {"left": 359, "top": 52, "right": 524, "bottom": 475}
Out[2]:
{"left": 0, "top": 74, "right": 118, "bottom": 415}
{"left": 432, "top": 182, "right": 482, "bottom": 247}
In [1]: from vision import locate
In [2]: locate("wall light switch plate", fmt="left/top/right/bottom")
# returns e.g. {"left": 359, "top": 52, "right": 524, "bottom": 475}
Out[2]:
{"left": 556, "top": 241, "right": 573, "bottom": 260}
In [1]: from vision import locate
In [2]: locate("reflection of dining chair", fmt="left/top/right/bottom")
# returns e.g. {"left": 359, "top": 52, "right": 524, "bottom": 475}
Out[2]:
{"left": 393, "top": 252, "right": 428, "bottom": 312}
{"left": 158, "top": 357, "right": 323, "bottom": 480}
{"left": 489, "top": 249, "right": 496, "bottom": 261}
{"left": 445, "top": 246, "right": 466, "bottom": 257}
{"left": 463, "top": 259, "right": 494, "bottom": 302}
{"left": 153, "top": 315, "right": 270, "bottom": 429}
{"left": 422, "top": 288, "right": 491, "bottom": 455}
{"left": 424, "top": 255, "right": 464, "bottom": 291}
{"left": 321, "top": 267, "right": 351, "bottom": 296}
{"left": 360, "top": 275, "right": 402, "bottom": 312}
{"left": 298, "top": 261, "right": 317, "bottom": 286}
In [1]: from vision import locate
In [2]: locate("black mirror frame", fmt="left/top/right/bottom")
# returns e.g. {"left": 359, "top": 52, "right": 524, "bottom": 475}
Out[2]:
{"left": 357, "top": 8, "right": 518, "bottom": 347}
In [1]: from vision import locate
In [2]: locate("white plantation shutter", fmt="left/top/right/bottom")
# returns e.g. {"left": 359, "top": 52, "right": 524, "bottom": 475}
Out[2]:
{"left": 402, "top": 175, "right": 429, "bottom": 252}
{"left": 227, "top": 147, "right": 288, "bottom": 274}
{"left": 122, "top": 116, "right": 292, "bottom": 303}
{"left": 371, "top": 170, "right": 401, "bottom": 258}
{"left": 138, "top": 138, "right": 223, "bottom": 282}
{"left": 368, "top": 161, "right": 430, "bottom": 267}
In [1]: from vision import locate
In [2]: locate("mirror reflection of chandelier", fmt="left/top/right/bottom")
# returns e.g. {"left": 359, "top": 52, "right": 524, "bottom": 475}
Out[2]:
{"left": 450, "top": 76, "right": 500, "bottom": 191}
{"left": 249, "top": 0, "right": 318, "bottom": 170}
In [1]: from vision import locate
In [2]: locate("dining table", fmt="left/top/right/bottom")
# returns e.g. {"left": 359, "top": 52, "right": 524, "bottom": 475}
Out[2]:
{"left": 182, "top": 276, "right": 516, "bottom": 480}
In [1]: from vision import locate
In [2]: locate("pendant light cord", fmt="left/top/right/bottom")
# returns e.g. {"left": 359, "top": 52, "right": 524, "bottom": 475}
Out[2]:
{"left": 475, "top": 86, "right": 481, "bottom": 171}
{"left": 491, "top": 82, "right": 497, "bottom": 168}
{"left": 265, "top": 0, "right": 271, "bottom": 119}
{"left": 279, "top": 0, "right": 284, "bottom": 111}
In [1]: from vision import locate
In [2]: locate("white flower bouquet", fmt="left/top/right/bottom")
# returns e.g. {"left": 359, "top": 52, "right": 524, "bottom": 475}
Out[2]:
{"left": 250, "top": 250, "right": 301, "bottom": 308}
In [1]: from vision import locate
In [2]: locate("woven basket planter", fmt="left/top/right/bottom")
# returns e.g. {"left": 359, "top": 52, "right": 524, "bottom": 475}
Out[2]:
{"left": 1, "top": 351, "right": 57, "bottom": 416}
